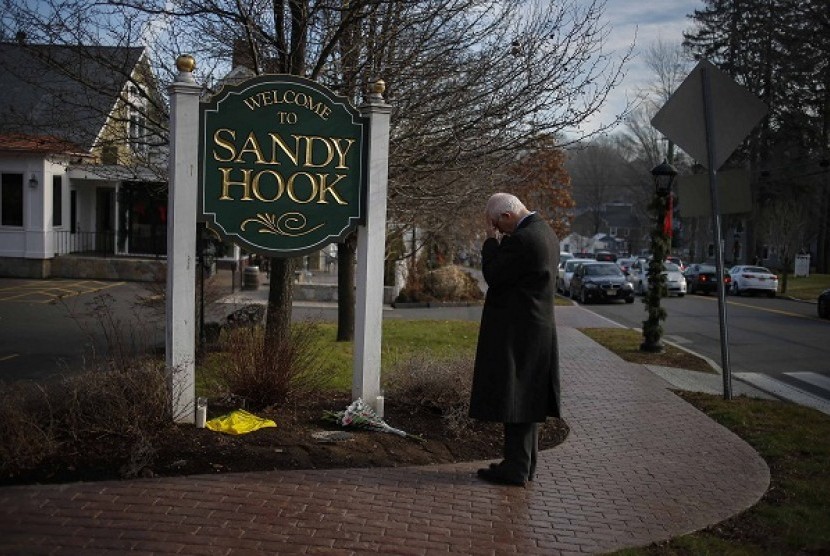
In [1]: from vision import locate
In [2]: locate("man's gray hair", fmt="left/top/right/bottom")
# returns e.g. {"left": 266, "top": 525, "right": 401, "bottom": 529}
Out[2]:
{"left": 486, "top": 193, "right": 526, "bottom": 219}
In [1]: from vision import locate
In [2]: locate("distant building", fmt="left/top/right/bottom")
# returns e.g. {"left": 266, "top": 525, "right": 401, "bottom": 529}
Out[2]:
{"left": 565, "top": 203, "right": 645, "bottom": 255}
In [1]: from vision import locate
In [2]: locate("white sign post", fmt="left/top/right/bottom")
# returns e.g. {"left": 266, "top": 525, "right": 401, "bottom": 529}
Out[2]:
{"left": 166, "top": 55, "right": 201, "bottom": 423}
{"left": 353, "top": 81, "right": 392, "bottom": 414}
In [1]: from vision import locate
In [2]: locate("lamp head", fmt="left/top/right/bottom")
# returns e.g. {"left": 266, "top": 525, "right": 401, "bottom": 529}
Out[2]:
{"left": 651, "top": 160, "right": 678, "bottom": 197}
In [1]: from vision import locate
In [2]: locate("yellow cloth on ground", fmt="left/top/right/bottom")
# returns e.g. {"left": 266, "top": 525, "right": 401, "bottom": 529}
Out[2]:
{"left": 205, "top": 409, "right": 277, "bottom": 435}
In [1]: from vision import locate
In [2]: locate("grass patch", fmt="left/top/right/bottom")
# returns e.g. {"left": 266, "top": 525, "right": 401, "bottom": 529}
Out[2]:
{"left": 579, "top": 327, "right": 715, "bottom": 373}
{"left": 613, "top": 392, "right": 830, "bottom": 555}
{"left": 555, "top": 294, "right": 574, "bottom": 306}
{"left": 197, "top": 320, "right": 480, "bottom": 396}
{"left": 780, "top": 273, "right": 830, "bottom": 300}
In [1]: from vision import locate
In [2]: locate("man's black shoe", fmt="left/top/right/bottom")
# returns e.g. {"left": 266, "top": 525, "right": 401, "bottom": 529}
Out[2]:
{"left": 477, "top": 467, "right": 526, "bottom": 487}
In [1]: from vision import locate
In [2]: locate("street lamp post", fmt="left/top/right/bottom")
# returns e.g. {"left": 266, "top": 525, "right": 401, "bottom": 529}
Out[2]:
{"left": 640, "top": 160, "right": 678, "bottom": 353}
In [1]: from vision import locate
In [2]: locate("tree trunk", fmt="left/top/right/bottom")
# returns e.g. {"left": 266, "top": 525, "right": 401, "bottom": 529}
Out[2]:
{"left": 336, "top": 232, "right": 357, "bottom": 341}
{"left": 265, "top": 257, "right": 297, "bottom": 346}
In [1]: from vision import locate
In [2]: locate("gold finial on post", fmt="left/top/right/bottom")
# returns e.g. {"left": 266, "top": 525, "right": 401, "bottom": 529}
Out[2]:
{"left": 174, "top": 54, "right": 197, "bottom": 84}
{"left": 367, "top": 78, "right": 386, "bottom": 100}
{"left": 176, "top": 54, "right": 196, "bottom": 73}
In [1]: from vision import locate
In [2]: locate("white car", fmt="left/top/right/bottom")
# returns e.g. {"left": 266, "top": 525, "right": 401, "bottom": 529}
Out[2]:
{"left": 728, "top": 265, "right": 779, "bottom": 297}
{"left": 631, "top": 261, "right": 687, "bottom": 297}
{"left": 557, "top": 258, "right": 592, "bottom": 295}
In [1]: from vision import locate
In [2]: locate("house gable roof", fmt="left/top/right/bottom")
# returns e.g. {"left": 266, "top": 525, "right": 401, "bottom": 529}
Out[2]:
{"left": 0, "top": 42, "right": 144, "bottom": 153}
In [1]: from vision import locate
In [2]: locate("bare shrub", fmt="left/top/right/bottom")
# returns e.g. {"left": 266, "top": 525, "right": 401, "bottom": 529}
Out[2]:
{"left": 62, "top": 292, "right": 161, "bottom": 371}
{"left": 0, "top": 361, "right": 171, "bottom": 479}
{"left": 383, "top": 356, "right": 475, "bottom": 437}
{"left": 0, "top": 382, "right": 60, "bottom": 476}
{"left": 217, "top": 321, "right": 332, "bottom": 409}
{"left": 397, "top": 265, "right": 483, "bottom": 303}
{"left": 422, "top": 265, "right": 483, "bottom": 301}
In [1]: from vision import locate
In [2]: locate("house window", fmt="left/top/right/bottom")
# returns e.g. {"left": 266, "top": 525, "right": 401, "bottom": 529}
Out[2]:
{"left": 129, "top": 115, "right": 147, "bottom": 155}
{"left": 53, "top": 175, "right": 63, "bottom": 227}
{"left": 1, "top": 173, "right": 24, "bottom": 227}
{"left": 102, "top": 144, "right": 118, "bottom": 165}
{"left": 70, "top": 190, "right": 77, "bottom": 233}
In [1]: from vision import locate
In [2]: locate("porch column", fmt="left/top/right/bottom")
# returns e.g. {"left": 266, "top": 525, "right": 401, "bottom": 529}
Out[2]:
{"left": 166, "top": 55, "right": 200, "bottom": 423}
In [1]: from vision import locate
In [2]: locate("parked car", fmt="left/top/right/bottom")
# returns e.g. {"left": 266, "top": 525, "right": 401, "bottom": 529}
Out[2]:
{"left": 594, "top": 251, "right": 618, "bottom": 262}
{"left": 819, "top": 289, "right": 830, "bottom": 319}
{"left": 666, "top": 256, "right": 686, "bottom": 272}
{"left": 557, "top": 258, "right": 592, "bottom": 295}
{"left": 728, "top": 265, "right": 779, "bottom": 297}
{"left": 616, "top": 257, "right": 636, "bottom": 276}
{"left": 683, "top": 264, "right": 732, "bottom": 295}
{"left": 630, "top": 260, "right": 687, "bottom": 297}
{"left": 569, "top": 262, "right": 635, "bottom": 304}
{"left": 560, "top": 252, "right": 574, "bottom": 264}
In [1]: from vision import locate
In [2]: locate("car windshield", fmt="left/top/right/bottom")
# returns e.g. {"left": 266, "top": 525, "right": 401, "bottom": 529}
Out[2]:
{"left": 743, "top": 267, "right": 771, "bottom": 274}
{"left": 565, "top": 260, "right": 585, "bottom": 271}
{"left": 693, "top": 265, "right": 715, "bottom": 273}
{"left": 585, "top": 264, "right": 622, "bottom": 276}
{"left": 663, "top": 263, "right": 680, "bottom": 272}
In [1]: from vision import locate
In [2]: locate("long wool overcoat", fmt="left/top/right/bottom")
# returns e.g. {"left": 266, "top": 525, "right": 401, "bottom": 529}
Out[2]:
{"left": 469, "top": 213, "right": 561, "bottom": 423}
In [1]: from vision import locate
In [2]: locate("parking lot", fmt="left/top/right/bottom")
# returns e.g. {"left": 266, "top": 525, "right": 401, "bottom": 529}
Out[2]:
{"left": 0, "top": 279, "right": 124, "bottom": 304}
{"left": 0, "top": 278, "right": 156, "bottom": 382}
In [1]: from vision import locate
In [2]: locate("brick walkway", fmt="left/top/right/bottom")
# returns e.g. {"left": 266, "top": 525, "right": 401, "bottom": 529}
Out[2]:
{"left": 0, "top": 306, "right": 770, "bottom": 555}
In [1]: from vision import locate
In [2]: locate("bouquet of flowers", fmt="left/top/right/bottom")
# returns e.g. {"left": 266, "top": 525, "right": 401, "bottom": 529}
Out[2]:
{"left": 323, "top": 398, "right": 424, "bottom": 442}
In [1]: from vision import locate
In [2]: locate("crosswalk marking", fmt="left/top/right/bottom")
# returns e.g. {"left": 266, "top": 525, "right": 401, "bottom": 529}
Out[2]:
{"left": 788, "top": 372, "right": 830, "bottom": 392}
{"left": 735, "top": 372, "right": 830, "bottom": 416}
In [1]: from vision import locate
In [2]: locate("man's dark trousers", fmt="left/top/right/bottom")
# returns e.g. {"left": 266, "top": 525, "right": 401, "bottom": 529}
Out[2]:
{"left": 501, "top": 423, "right": 539, "bottom": 481}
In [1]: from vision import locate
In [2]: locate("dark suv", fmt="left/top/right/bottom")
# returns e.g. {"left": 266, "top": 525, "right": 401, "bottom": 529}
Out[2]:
{"left": 570, "top": 262, "right": 635, "bottom": 304}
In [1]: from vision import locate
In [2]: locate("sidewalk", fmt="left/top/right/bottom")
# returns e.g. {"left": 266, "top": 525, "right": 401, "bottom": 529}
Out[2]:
{"left": 0, "top": 305, "right": 770, "bottom": 555}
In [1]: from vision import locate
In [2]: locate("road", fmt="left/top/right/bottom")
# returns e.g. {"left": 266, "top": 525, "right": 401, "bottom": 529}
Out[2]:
{"left": 3, "top": 277, "right": 828, "bottom": 413}
{"left": 579, "top": 291, "right": 830, "bottom": 412}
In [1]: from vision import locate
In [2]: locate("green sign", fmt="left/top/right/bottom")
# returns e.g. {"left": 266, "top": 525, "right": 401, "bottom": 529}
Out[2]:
{"left": 198, "top": 75, "right": 366, "bottom": 257}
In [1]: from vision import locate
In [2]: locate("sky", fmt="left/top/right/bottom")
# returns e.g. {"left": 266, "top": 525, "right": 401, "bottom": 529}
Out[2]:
{"left": 576, "top": 0, "right": 704, "bottom": 135}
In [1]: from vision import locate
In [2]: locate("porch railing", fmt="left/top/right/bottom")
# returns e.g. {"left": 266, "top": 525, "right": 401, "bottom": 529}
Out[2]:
{"left": 53, "top": 231, "right": 166, "bottom": 258}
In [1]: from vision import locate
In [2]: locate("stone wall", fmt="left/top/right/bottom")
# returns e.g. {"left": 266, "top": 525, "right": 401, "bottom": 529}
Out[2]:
{"left": 50, "top": 256, "right": 165, "bottom": 282}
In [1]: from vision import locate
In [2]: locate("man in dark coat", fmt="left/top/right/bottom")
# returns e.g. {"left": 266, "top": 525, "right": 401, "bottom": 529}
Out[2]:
{"left": 470, "top": 192, "right": 561, "bottom": 486}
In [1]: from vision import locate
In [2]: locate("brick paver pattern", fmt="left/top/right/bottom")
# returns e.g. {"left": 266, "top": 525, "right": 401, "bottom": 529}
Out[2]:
{"left": 0, "top": 306, "right": 770, "bottom": 555}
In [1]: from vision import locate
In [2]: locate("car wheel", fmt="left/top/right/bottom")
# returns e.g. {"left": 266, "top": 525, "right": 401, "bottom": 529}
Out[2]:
{"left": 678, "top": 293, "right": 685, "bottom": 298}
{"left": 733, "top": 284, "right": 741, "bottom": 296}
{"left": 625, "top": 296, "right": 634, "bottom": 304}
{"left": 767, "top": 291, "right": 775, "bottom": 298}
{"left": 819, "top": 297, "right": 829, "bottom": 319}
{"left": 580, "top": 290, "right": 589, "bottom": 304}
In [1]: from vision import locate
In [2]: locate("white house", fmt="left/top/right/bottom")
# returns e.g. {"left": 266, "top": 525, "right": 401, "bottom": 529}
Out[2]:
{"left": 0, "top": 39, "right": 166, "bottom": 279}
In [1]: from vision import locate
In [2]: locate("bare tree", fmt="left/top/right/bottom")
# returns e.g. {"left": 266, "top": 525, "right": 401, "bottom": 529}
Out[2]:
{"left": 757, "top": 199, "right": 809, "bottom": 294}
{"left": 3, "top": 0, "right": 634, "bottom": 345}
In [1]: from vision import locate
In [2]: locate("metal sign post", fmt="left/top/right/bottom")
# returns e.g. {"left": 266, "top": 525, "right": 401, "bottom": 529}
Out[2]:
{"left": 652, "top": 59, "right": 767, "bottom": 400}
{"left": 700, "top": 65, "right": 732, "bottom": 400}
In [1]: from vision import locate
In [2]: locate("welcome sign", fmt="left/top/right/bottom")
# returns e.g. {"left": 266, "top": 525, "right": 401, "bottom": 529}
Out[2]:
{"left": 198, "top": 74, "right": 367, "bottom": 256}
